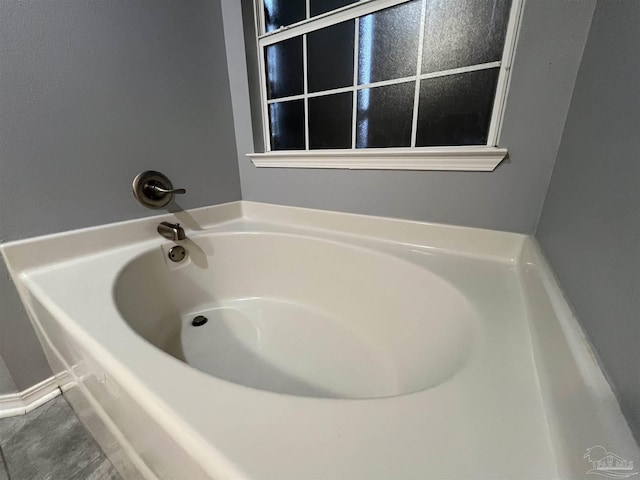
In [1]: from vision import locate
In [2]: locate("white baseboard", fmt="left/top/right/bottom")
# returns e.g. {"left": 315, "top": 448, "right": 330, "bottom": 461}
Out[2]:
{"left": 0, "top": 376, "right": 60, "bottom": 418}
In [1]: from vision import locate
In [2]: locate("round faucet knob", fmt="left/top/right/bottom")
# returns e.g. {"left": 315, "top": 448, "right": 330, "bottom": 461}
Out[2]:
{"left": 132, "top": 170, "right": 187, "bottom": 209}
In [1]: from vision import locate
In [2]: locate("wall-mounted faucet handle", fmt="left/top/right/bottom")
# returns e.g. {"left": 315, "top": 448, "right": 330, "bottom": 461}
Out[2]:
{"left": 132, "top": 170, "right": 186, "bottom": 209}
{"left": 144, "top": 184, "right": 186, "bottom": 196}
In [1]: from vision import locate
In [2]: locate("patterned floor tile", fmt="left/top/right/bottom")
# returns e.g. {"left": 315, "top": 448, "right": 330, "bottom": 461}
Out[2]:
{"left": 0, "top": 396, "right": 120, "bottom": 480}
{"left": 0, "top": 447, "right": 9, "bottom": 480}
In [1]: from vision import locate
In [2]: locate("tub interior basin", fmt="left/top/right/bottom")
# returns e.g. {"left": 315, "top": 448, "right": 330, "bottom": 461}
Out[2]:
{"left": 114, "top": 232, "right": 476, "bottom": 399}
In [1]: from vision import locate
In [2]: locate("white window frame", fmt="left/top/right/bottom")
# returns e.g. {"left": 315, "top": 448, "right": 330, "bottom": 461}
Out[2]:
{"left": 248, "top": 0, "right": 525, "bottom": 171}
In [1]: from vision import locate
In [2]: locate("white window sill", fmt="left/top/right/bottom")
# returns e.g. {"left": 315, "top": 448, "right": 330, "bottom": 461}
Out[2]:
{"left": 247, "top": 146, "right": 508, "bottom": 171}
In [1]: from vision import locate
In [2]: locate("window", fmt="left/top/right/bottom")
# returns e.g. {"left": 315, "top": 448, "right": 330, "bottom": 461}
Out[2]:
{"left": 249, "top": 0, "right": 523, "bottom": 171}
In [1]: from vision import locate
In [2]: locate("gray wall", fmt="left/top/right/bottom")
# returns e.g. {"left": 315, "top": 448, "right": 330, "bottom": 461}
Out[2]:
{"left": 537, "top": 0, "right": 640, "bottom": 439}
{"left": 0, "top": 0, "right": 241, "bottom": 391}
{"left": 0, "top": 356, "right": 17, "bottom": 395}
{"left": 231, "top": 0, "right": 595, "bottom": 234}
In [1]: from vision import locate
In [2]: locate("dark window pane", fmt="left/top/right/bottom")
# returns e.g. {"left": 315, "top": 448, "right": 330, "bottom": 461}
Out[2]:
{"left": 358, "top": 0, "right": 422, "bottom": 85}
{"left": 308, "top": 21, "right": 355, "bottom": 93}
{"left": 265, "top": 37, "right": 304, "bottom": 99}
{"left": 422, "top": 0, "right": 511, "bottom": 73}
{"left": 416, "top": 68, "right": 499, "bottom": 146}
{"left": 269, "top": 100, "right": 305, "bottom": 150}
{"left": 310, "top": 0, "right": 357, "bottom": 17}
{"left": 357, "top": 82, "right": 414, "bottom": 148}
{"left": 264, "top": 0, "right": 306, "bottom": 33}
{"left": 309, "top": 93, "right": 353, "bottom": 149}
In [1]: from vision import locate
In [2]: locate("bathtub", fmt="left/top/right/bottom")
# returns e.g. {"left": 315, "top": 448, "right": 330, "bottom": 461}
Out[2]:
{"left": 2, "top": 201, "right": 637, "bottom": 479}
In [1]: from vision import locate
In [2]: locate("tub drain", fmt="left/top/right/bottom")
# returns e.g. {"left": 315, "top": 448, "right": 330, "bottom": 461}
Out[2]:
{"left": 192, "top": 315, "right": 208, "bottom": 327}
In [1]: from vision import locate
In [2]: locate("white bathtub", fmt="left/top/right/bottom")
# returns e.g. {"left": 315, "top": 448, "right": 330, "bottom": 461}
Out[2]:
{"left": 2, "top": 202, "right": 637, "bottom": 479}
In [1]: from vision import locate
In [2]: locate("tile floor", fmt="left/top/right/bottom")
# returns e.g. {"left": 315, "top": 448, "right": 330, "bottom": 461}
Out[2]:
{"left": 0, "top": 395, "right": 121, "bottom": 480}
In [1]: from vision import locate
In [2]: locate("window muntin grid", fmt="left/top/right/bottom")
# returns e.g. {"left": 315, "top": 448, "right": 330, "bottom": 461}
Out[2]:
{"left": 257, "top": 0, "right": 514, "bottom": 152}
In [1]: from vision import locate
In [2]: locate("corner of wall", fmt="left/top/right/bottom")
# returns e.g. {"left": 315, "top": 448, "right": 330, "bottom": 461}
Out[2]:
{"left": 0, "top": 355, "right": 18, "bottom": 396}
{"left": 220, "top": 0, "right": 263, "bottom": 202}
{"left": 532, "top": 1, "right": 597, "bottom": 234}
